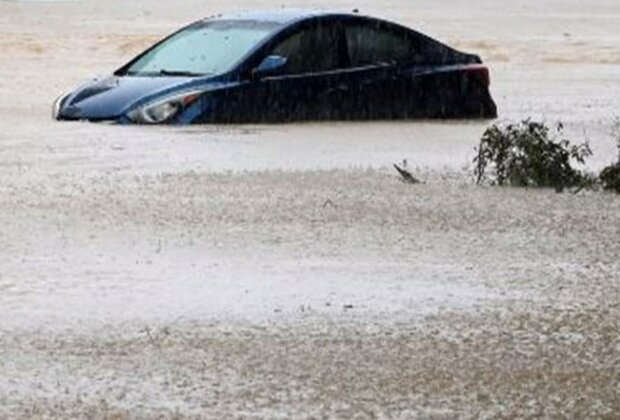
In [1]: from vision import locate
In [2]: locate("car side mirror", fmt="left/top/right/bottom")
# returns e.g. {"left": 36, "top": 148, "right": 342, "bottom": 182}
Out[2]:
{"left": 252, "top": 55, "right": 288, "bottom": 80}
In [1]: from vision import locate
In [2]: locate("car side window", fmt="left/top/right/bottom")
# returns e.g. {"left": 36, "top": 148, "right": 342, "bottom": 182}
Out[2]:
{"left": 269, "top": 23, "right": 341, "bottom": 74}
{"left": 345, "top": 23, "right": 417, "bottom": 67}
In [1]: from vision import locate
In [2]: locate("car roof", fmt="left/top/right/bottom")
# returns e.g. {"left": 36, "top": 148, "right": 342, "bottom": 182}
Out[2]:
{"left": 205, "top": 9, "right": 360, "bottom": 25}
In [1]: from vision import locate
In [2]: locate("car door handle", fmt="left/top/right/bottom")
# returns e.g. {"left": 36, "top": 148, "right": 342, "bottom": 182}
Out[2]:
{"left": 325, "top": 85, "right": 349, "bottom": 95}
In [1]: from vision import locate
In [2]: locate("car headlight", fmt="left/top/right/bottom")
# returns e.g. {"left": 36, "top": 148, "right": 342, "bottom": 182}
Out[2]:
{"left": 127, "top": 91, "right": 202, "bottom": 124}
{"left": 52, "top": 92, "right": 70, "bottom": 120}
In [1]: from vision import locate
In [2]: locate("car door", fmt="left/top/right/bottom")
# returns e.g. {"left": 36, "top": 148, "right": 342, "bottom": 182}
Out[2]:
{"left": 241, "top": 21, "right": 348, "bottom": 122}
{"left": 337, "top": 20, "right": 428, "bottom": 120}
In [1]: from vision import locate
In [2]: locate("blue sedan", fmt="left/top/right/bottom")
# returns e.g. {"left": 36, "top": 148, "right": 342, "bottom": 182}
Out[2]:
{"left": 53, "top": 10, "right": 497, "bottom": 124}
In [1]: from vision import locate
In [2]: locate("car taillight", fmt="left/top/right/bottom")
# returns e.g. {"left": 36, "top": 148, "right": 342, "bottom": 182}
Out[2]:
{"left": 465, "top": 66, "right": 491, "bottom": 86}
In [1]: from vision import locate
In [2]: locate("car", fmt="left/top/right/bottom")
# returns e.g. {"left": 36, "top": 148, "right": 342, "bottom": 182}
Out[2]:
{"left": 53, "top": 10, "right": 497, "bottom": 124}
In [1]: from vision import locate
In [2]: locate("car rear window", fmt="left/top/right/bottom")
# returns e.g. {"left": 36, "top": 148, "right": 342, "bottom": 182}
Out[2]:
{"left": 345, "top": 23, "right": 417, "bottom": 67}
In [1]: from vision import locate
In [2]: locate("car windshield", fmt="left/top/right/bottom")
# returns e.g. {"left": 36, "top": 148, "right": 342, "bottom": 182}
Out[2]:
{"left": 124, "top": 19, "right": 281, "bottom": 77}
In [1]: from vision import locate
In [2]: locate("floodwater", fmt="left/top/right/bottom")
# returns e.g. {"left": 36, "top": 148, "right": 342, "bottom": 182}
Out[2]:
{"left": 1, "top": 0, "right": 619, "bottom": 417}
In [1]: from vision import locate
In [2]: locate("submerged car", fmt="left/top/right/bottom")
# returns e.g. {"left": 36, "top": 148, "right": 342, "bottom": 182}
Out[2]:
{"left": 53, "top": 10, "right": 497, "bottom": 124}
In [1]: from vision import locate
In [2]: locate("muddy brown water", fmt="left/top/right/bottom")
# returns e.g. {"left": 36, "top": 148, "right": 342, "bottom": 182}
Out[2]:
{"left": 1, "top": 0, "right": 619, "bottom": 417}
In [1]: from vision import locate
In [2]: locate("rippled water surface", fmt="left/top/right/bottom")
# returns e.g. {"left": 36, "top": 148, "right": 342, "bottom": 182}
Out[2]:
{"left": 1, "top": 1, "right": 619, "bottom": 417}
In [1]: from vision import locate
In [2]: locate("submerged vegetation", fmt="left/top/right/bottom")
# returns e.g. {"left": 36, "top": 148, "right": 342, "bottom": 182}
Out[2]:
{"left": 599, "top": 118, "right": 620, "bottom": 193}
{"left": 474, "top": 120, "right": 592, "bottom": 192}
{"left": 473, "top": 119, "right": 619, "bottom": 194}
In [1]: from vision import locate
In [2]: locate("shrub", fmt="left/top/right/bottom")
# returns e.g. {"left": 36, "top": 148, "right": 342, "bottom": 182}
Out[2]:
{"left": 600, "top": 164, "right": 620, "bottom": 193}
{"left": 599, "top": 118, "right": 620, "bottom": 193}
{"left": 474, "top": 120, "right": 592, "bottom": 192}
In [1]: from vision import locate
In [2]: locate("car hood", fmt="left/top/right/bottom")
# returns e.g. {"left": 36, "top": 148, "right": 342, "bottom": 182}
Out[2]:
{"left": 57, "top": 75, "right": 208, "bottom": 120}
